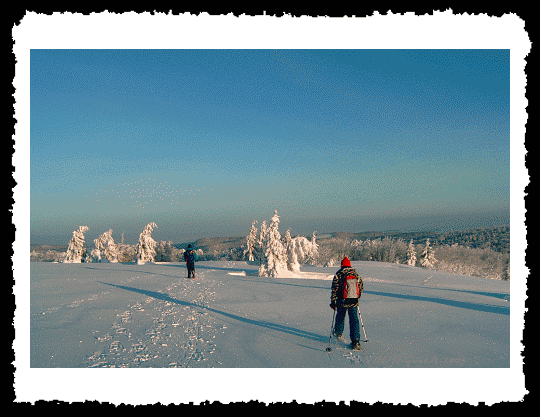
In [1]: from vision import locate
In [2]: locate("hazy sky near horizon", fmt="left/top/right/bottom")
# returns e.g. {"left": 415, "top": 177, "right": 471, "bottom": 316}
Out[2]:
{"left": 30, "top": 49, "right": 510, "bottom": 244}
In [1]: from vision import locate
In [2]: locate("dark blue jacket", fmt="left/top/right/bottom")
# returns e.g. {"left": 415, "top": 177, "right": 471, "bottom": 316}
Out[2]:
{"left": 183, "top": 248, "right": 198, "bottom": 263}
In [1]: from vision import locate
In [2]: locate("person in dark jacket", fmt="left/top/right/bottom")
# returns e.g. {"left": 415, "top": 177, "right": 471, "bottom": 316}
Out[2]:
{"left": 183, "top": 244, "right": 198, "bottom": 278}
{"left": 330, "top": 256, "right": 364, "bottom": 350}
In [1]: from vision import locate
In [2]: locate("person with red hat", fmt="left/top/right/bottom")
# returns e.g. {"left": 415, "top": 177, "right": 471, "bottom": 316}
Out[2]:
{"left": 330, "top": 256, "right": 364, "bottom": 350}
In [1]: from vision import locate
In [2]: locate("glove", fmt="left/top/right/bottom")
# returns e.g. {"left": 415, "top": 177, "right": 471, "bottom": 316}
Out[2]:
{"left": 329, "top": 303, "right": 336, "bottom": 310}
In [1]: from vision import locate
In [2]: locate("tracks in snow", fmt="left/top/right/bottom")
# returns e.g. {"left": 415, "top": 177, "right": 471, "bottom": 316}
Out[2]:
{"left": 85, "top": 270, "right": 223, "bottom": 368}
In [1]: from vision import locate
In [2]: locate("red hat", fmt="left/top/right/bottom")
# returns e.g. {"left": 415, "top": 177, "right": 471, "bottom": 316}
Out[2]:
{"left": 341, "top": 256, "right": 351, "bottom": 267}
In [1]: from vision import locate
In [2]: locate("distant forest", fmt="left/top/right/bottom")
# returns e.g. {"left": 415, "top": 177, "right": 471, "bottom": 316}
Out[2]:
{"left": 314, "top": 226, "right": 510, "bottom": 280}
{"left": 30, "top": 225, "right": 510, "bottom": 281}
{"left": 330, "top": 225, "right": 510, "bottom": 254}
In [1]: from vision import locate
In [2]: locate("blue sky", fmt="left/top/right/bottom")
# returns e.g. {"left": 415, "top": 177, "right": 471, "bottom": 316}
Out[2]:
{"left": 30, "top": 49, "right": 510, "bottom": 245}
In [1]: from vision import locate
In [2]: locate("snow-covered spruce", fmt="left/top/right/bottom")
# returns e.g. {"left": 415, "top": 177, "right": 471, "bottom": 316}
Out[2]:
{"left": 245, "top": 210, "right": 321, "bottom": 276}
{"left": 292, "top": 235, "right": 316, "bottom": 266}
{"left": 420, "top": 238, "right": 438, "bottom": 269}
{"left": 135, "top": 222, "right": 158, "bottom": 265}
{"left": 256, "top": 220, "right": 268, "bottom": 275}
{"left": 64, "top": 226, "right": 89, "bottom": 263}
{"left": 407, "top": 239, "right": 417, "bottom": 266}
{"left": 90, "top": 229, "right": 119, "bottom": 263}
{"left": 307, "top": 232, "right": 319, "bottom": 266}
{"left": 258, "top": 211, "right": 288, "bottom": 278}
{"left": 244, "top": 220, "right": 258, "bottom": 262}
{"left": 285, "top": 229, "right": 301, "bottom": 273}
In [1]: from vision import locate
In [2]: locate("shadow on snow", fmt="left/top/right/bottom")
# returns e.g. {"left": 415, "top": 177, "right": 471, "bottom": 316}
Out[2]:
{"left": 363, "top": 289, "right": 509, "bottom": 315}
{"left": 92, "top": 263, "right": 508, "bottom": 316}
{"left": 97, "top": 281, "right": 328, "bottom": 344}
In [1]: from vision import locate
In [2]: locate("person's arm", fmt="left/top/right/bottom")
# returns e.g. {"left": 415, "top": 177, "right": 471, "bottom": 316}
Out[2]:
{"left": 330, "top": 273, "right": 340, "bottom": 309}
{"left": 357, "top": 273, "right": 364, "bottom": 297}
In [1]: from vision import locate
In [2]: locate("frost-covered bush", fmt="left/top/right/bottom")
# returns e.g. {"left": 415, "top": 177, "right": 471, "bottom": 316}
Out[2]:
{"left": 323, "top": 257, "right": 338, "bottom": 267}
{"left": 317, "top": 236, "right": 354, "bottom": 265}
{"left": 155, "top": 241, "right": 182, "bottom": 262}
{"left": 31, "top": 249, "right": 66, "bottom": 263}
{"left": 117, "top": 243, "right": 136, "bottom": 263}
{"left": 433, "top": 244, "right": 509, "bottom": 280}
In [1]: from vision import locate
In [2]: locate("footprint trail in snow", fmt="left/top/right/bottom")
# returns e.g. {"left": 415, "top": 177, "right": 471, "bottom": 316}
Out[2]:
{"left": 85, "top": 270, "right": 222, "bottom": 368}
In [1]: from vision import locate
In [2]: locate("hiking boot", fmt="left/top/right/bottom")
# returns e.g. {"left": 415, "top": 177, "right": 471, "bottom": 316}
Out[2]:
{"left": 351, "top": 341, "right": 362, "bottom": 350}
{"left": 332, "top": 332, "right": 344, "bottom": 342}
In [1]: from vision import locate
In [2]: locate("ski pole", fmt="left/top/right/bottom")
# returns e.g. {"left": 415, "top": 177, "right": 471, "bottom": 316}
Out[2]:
{"left": 326, "top": 309, "right": 336, "bottom": 352}
{"left": 358, "top": 307, "right": 369, "bottom": 343}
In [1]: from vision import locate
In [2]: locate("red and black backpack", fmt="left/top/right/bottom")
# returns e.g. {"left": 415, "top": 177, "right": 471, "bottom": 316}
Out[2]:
{"left": 342, "top": 274, "right": 361, "bottom": 300}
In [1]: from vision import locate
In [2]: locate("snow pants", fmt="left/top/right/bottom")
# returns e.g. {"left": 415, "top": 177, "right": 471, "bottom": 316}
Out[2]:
{"left": 334, "top": 305, "right": 360, "bottom": 343}
{"left": 186, "top": 261, "right": 195, "bottom": 278}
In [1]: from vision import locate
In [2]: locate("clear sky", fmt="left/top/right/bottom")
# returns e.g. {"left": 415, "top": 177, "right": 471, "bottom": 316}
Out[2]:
{"left": 30, "top": 49, "right": 510, "bottom": 245}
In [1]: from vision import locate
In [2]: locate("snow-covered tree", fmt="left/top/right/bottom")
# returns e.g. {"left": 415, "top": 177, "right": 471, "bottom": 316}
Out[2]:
{"left": 91, "top": 229, "right": 119, "bottom": 263}
{"left": 291, "top": 235, "right": 314, "bottom": 265}
{"left": 351, "top": 239, "right": 363, "bottom": 257}
{"left": 258, "top": 211, "right": 287, "bottom": 277}
{"left": 259, "top": 221, "right": 268, "bottom": 251}
{"left": 255, "top": 220, "right": 268, "bottom": 269}
{"left": 407, "top": 239, "right": 417, "bottom": 266}
{"left": 117, "top": 242, "right": 136, "bottom": 263}
{"left": 306, "top": 231, "right": 319, "bottom": 266}
{"left": 382, "top": 236, "right": 397, "bottom": 263}
{"left": 155, "top": 241, "right": 176, "bottom": 262}
{"left": 285, "top": 229, "right": 301, "bottom": 273}
{"left": 244, "top": 212, "right": 319, "bottom": 273}
{"left": 64, "top": 226, "right": 89, "bottom": 263}
{"left": 394, "top": 238, "right": 408, "bottom": 264}
{"left": 244, "top": 220, "right": 258, "bottom": 262}
{"left": 420, "top": 238, "right": 437, "bottom": 269}
{"left": 324, "top": 256, "right": 338, "bottom": 267}
{"left": 370, "top": 238, "right": 383, "bottom": 262}
{"left": 103, "top": 230, "right": 119, "bottom": 262}
{"left": 362, "top": 238, "right": 373, "bottom": 260}
{"left": 135, "top": 222, "right": 158, "bottom": 265}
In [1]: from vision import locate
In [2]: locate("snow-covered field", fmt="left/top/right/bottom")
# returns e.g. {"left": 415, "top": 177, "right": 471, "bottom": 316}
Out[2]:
{"left": 20, "top": 260, "right": 523, "bottom": 404}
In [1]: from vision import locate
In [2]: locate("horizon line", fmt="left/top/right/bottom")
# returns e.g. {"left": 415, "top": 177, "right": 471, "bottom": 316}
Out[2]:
{"left": 30, "top": 221, "right": 510, "bottom": 247}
